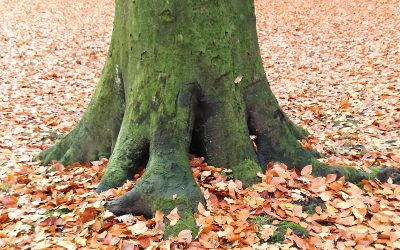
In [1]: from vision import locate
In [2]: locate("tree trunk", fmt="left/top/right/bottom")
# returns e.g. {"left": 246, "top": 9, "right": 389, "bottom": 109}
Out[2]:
{"left": 39, "top": 0, "right": 399, "bottom": 237}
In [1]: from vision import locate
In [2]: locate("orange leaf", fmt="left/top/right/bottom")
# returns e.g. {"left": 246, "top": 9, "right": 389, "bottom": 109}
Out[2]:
{"left": 336, "top": 201, "right": 352, "bottom": 209}
{"left": 92, "top": 219, "right": 102, "bottom": 232}
{"left": 166, "top": 208, "right": 180, "bottom": 226}
{"left": 335, "top": 216, "right": 355, "bottom": 226}
{"left": 325, "top": 174, "right": 337, "bottom": 183}
{"left": 301, "top": 165, "right": 313, "bottom": 176}
{"left": 177, "top": 230, "right": 192, "bottom": 244}
{"left": 104, "top": 234, "right": 120, "bottom": 246}
{"left": 0, "top": 196, "right": 17, "bottom": 207}
{"left": 319, "top": 191, "right": 332, "bottom": 202}
{"left": 80, "top": 207, "right": 97, "bottom": 223}
{"left": 198, "top": 202, "right": 207, "bottom": 215}
{"left": 127, "top": 221, "right": 148, "bottom": 235}
{"left": 154, "top": 210, "right": 164, "bottom": 223}
{"left": 199, "top": 231, "right": 219, "bottom": 248}
{"left": 121, "top": 240, "right": 135, "bottom": 250}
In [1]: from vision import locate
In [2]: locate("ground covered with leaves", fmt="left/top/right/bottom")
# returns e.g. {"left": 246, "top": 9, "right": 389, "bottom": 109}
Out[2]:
{"left": 1, "top": 0, "right": 399, "bottom": 249}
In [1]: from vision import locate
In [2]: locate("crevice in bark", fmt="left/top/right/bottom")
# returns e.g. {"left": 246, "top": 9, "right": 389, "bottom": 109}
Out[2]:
{"left": 104, "top": 84, "right": 204, "bottom": 238}
{"left": 96, "top": 135, "right": 149, "bottom": 192}
{"left": 244, "top": 79, "right": 373, "bottom": 183}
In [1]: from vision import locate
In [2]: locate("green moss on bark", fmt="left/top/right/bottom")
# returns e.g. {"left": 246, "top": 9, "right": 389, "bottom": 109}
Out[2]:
{"left": 310, "top": 159, "right": 370, "bottom": 183}
{"left": 153, "top": 196, "right": 198, "bottom": 238}
{"left": 231, "top": 159, "right": 261, "bottom": 187}
{"left": 368, "top": 166, "right": 381, "bottom": 179}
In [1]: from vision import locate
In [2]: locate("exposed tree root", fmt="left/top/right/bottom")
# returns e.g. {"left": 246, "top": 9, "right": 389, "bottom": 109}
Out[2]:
{"left": 244, "top": 79, "right": 400, "bottom": 184}
{"left": 96, "top": 120, "right": 149, "bottom": 192}
{"left": 375, "top": 167, "right": 400, "bottom": 183}
{"left": 39, "top": 57, "right": 125, "bottom": 166}
{"left": 284, "top": 114, "right": 310, "bottom": 140}
{"left": 104, "top": 159, "right": 203, "bottom": 217}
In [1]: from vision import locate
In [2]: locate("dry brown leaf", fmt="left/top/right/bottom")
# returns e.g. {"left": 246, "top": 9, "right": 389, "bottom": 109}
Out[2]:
{"left": 1, "top": 1, "right": 400, "bottom": 249}
{"left": 177, "top": 230, "right": 192, "bottom": 244}
{"left": 199, "top": 231, "right": 219, "bottom": 248}
{"left": 166, "top": 208, "right": 180, "bottom": 226}
{"left": 301, "top": 165, "right": 313, "bottom": 176}
{"left": 336, "top": 216, "right": 355, "bottom": 226}
{"left": 128, "top": 221, "right": 148, "bottom": 235}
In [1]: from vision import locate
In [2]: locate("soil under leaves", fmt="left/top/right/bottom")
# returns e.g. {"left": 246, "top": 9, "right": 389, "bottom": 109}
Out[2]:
{"left": 1, "top": 0, "right": 399, "bottom": 249}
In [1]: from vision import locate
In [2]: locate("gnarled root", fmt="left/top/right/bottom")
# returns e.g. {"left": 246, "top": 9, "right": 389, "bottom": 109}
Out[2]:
{"left": 104, "top": 86, "right": 204, "bottom": 237}
{"left": 39, "top": 57, "right": 125, "bottom": 166}
{"left": 105, "top": 155, "right": 203, "bottom": 238}
{"left": 244, "top": 79, "right": 382, "bottom": 183}
{"left": 376, "top": 167, "right": 400, "bottom": 184}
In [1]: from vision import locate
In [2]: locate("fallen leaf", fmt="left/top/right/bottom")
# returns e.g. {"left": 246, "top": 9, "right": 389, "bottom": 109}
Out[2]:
{"left": 166, "top": 208, "right": 180, "bottom": 226}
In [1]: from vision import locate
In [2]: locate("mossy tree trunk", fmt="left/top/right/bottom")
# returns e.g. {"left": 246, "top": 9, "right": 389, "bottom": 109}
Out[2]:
{"left": 39, "top": 0, "right": 399, "bottom": 237}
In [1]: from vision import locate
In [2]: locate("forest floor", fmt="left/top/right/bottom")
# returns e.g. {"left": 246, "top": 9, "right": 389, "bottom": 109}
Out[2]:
{"left": 0, "top": 0, "right": 399, "bottom": 249}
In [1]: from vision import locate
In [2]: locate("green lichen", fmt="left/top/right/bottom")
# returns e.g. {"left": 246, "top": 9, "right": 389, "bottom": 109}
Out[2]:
{"left": 269, "top": 221, "right": 308, "bottom": 243}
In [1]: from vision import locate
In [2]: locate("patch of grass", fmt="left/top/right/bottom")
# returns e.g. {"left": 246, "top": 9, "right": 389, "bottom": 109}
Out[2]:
{"left": 248, "top": 215, "right": 274, "bottom": 227}
{"left": 23, "top": 222, "right": 35, "bottom": 232}
{"left": 269, "top": 221, "right": 308, "bottom": 243}
{"left": 249, "top": 216, "right": 308, "bottom": 244}
{"left": 44, "top": 208, "right": 72, "bottom": 217}
{"left": 47, "top": 166, "right": 57, "bottom": 172}
{"left": 0, "top": 183, "right": 11, "bottom": 192}
{"left": 295, "top": 197, "right": 326, "bottom": 215}
{"left": 220, "top": 169, "right": 234, "bottom": 180}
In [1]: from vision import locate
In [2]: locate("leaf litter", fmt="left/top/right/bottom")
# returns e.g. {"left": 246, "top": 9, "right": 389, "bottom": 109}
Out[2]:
{"left": 1, "top": 0, "right": 399, "bottom": 249}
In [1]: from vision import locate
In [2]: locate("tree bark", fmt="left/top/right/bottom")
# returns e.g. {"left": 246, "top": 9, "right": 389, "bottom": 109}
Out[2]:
{"left": 39, "top": 0, "right": 399, "bottom": 237}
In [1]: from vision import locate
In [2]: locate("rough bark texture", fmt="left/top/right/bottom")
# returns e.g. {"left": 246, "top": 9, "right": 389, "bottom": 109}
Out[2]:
{"left": 39, "top": 0, "right": 400, "bottom": 237}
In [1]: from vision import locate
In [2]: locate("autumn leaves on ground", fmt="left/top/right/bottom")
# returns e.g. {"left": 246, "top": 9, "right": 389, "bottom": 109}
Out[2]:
{"left": 1, "top": 0, "right": 399, "bottom": 249}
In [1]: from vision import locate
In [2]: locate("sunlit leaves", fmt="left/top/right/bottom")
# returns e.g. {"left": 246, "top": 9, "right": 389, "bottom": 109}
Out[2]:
{"left": 1, "top": 0, "right": 399, "bottom": 248}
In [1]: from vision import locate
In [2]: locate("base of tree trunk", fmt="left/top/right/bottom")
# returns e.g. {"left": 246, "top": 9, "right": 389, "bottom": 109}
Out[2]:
{"left": 39, "top": 0, "right": 400, "bottom": 238}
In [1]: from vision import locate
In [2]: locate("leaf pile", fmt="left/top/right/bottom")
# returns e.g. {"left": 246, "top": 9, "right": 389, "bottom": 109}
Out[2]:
{"left": 256, "top": 0, "right": 400, "bottom": 171}
{"left": 1, "top": 158, "right": 399, "bottom": 249}
{"left": 1, "top": 0, "right": 400, "bottom": 249}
